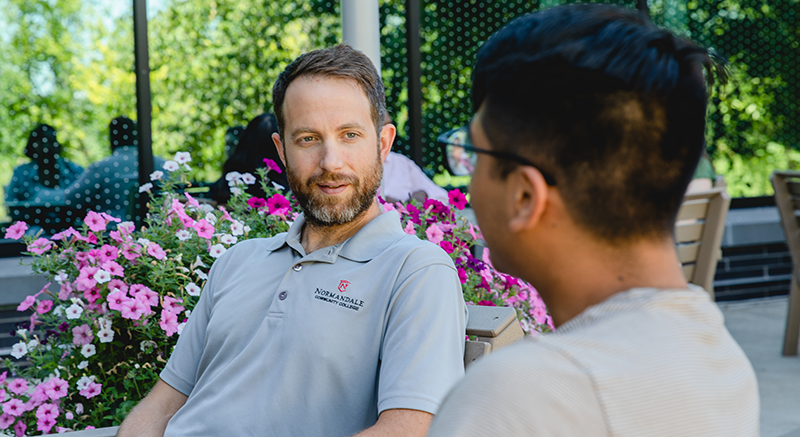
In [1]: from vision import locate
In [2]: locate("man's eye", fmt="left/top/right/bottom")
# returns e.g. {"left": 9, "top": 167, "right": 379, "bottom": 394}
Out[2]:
{"left": 344, "top": 132, "right": 358, "bottom": 139}
{"left": 300, "top": 136, "right": 315, "bottom": 143}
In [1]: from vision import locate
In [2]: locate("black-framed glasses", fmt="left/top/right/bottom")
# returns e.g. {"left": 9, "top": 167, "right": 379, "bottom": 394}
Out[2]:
{"left": 437, "top": 126, "right": 557, "bottom": 186}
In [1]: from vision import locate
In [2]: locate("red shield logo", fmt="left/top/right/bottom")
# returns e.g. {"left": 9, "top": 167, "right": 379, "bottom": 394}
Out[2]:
{"left": 338, "top": 280, "right": 351, "bottom": 293}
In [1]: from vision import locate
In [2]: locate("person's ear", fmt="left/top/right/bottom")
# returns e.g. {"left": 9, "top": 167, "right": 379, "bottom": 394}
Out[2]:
{"left": 508, "top": 166, "right": 549, "bottom": 233}
{"left": 272, "top": 132, "right": 287, "bottom": 166}
{"left": 379, "top": 123, "right": 396, "bottom": 162}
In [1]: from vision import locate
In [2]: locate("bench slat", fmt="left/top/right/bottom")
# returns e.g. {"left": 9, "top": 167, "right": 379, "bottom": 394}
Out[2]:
{"left": 675, "top": 222, "right": 704, "bottom": 243}
{"left": 677, "top": 200, "right": 709, "bottom": 222}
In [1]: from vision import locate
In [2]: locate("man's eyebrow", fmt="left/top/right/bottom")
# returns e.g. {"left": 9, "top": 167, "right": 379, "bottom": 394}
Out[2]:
{"left": 289, "top": 127, "right": 319, "bottom": 138}
{"left": 337, "top": 123, "right": 368, "bottom": 132}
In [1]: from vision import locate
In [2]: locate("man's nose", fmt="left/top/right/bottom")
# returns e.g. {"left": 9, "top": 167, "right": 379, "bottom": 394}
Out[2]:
{"left": 319, "top": 140, "right": 345, "bottom": 173}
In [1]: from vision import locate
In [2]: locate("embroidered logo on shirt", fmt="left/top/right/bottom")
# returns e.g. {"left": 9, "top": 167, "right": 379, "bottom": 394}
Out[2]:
{"left": 314, "top": 287, "right": 364, "bottom": 312}
{"left": 338, "top": 280, "right": 351, "bottom": 293}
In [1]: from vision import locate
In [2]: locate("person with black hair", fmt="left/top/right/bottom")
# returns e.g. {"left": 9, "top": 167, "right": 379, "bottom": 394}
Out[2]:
{"left": 208, "top": 113, "right": 289, "bottom": 203}
{"left": 34, "top": 116, "right": 165, "bottom": 223}
{"left": 428, "top": 4, "right": 758, "bottom": 436}
{"left": 5, "top": 124, "right": 83, "bottom": 202}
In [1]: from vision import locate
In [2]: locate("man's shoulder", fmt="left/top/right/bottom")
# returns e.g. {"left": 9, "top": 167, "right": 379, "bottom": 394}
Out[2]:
{"left": 383, "top": 233, "right": 455, "bottom": 271}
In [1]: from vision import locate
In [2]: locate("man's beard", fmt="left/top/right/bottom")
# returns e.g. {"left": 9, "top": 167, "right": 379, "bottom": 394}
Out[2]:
{"left": 287, "top": 155, "right": 383, "bottom": 227}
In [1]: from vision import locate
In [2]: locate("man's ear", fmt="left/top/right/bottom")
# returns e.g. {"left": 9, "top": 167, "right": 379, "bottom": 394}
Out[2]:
{"left": 379, "top": 123, "right": 396, "bottom": 163}
{"left": 272, "top": 132, "right": 286, "bottom": 166}
{"left": 508, "top": 166, "right": 550, "bottom": 233}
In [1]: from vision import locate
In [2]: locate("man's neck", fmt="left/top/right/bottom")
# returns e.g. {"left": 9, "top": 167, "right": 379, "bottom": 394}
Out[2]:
{"left": 300, "top": 201, "right": 382, "bottom": 254}
{"left": 518, "top": 231, "right": 688, "bottom": 328}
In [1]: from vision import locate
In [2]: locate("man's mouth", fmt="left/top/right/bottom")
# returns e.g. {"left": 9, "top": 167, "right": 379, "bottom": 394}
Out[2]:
{"left": 317, "top": 182, "right": 349, "bottom": 195}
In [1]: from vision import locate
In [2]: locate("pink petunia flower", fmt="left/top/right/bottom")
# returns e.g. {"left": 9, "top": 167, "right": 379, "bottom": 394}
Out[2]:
{"left": 218, "top": 206, "right": 233, "bottom": 223}
{"left": 99, "top": 212, "right": 121, "bottom": 224}
{"left": 75, "top": 266, "right": 99, "bottom": 291}
{"left": 2, "top": 399, "right": 24, "bottom": 417}
{"left": 0, "top": 412, "right": 13, "bottom": 429}
{"left": 14, "top": 420, "right": 26, "bottom": 436}
{"left": 448, "top": 189, "right": 468, "bottom": 210}
{"left": 35, "top": 402, "right": 58, "bottom": 420}
{"left": 263, "top": 158, "right": 283, "bottom": 174}
{"left": 107, "top": 279, "right": 128, "bottom": 294}
{"left": 36, "top": 300, "right": 53, "bottom": 315}
{"left": 7, "top": 379, "right": 27, "bottom": 396}
{"left": 403, "top": 221, "right": 416, "bottom": 235}
{"left": 425, "top": 224, "right": 444, "bottom": 245}
{"left": 120, "top": 299, "right": 147, "bottom": 320}
{"left": 37, "top": 415, "right": 56, "bottom": 433}
{"left": 50, "top": 226, "right": 80, "bottom": 241}
{"left": 72, "top": 324, "right": 94, "bottom": 346}
{"left": 193, "top": 219, "right": 215, "bottom": 239}
{"left": 162, "top": 296, "right": 185, "bottom": 314}
{"left": 160, "top": 309, "right": 179, "bottom": 337}
{"left": 146, "top": 243, "right": 167, "bottom": 260}
{"left": 132, "top": 285, "right": 158, "bottom": 307}
{"left": 101, "top": 261, "right": 124, "bottom": 277}
{"left": 106, "top": 289, "right": 129, "bottom": 312}
{"left": 97, "top": 244, "right": 119, "bottom": 263}
{"left": 79, "top": 382, "right": 101, "bottom": 399}
{"left": 27, "top": 238, "right": 54, "bottom": 255}
{"left": 43, "top": 378, "right": 68, "bottom": 401}
{"left": 121, "top": 244, "right": 142, "bottom": 261}
{"left": 16, "top": 295, "right": 36, "bottom": 312}
{"left": 83, "top": 211, "right": 107, "bottom": 233}
{"left": 184, "top": 192, "right": 200, "bottom": 208}
{"left": 3, "top": 222, "right": 28, "bottom": 240}
{"left": 83, "top": 287, "right": 102, "bottom": 304}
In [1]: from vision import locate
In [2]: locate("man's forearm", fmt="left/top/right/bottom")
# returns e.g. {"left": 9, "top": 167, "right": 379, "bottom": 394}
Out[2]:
{"left": 117, "top": 379, "right": 187, "bottom": 437}
{"left": 352, "top": 409, "right": 432, "bottom": 437}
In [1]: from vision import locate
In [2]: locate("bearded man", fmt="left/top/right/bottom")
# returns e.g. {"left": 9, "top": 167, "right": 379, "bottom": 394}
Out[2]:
{"left": 118, "top": 44, "right": 467, "bottom": 437}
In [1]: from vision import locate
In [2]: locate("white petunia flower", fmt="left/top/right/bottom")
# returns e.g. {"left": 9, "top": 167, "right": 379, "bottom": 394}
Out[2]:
{"left": 53, "top": 306, "right": 63, "bottom": 317}
{"left": 93, "top": 269, "right": 111, "bottom": 284}
{"left": 140, "top": 340, "right": 156, "bottom": 352}
{"left": 184, "top": 309, "right": 192, "bottom": 318}
{"left": 175, "top": 230, "right": 191, "bottom": 241}
{"left": 272, "top": 182, "right": 285, "bottom": 191}
{"left": 185, "top": 283, "right": 201, "bottom": 296}
{"left": 229, "top": 220, "right": 244, "bottom": 236}
{"left": 97, "top": 329, "right": 114, "bottom": 343}
{"left": 65, "top": 304, "right": 83, "bottom": 320}
{"left": 199, "top": 204, "right": 214, "bottom": 214}
{"left": 209, "top": 244, "right": 226, "bottom": 258}
{"left": 163, "top": 160, "right": 179, "bottom": 171}
{"left": 204, "top": 212, "right": 217, "bottom": 224}
{"left": 174, "top": 151, "right": 191, "bottom": 164}
{"left": 225, "top": 171, "right": 242, "bottom": 182}
{"left": 138, "top": 183, "right": 153, "bottom": 193}
{"left": 54, "top": 271, "right": 68, "bottom": 284}
{"left": 98, "top": 317, "right": 112, "bottom": 331}
{"left": 81, "top": 344, "right": 96, "bottom": 358}
{"left": 241, "top": 173, "right": 256, "bottom": 185}
{"left": 149, "top": 170, "right": 164, "bottom": 181}
{"left": 137, "top": 238, "right": 152, "bottom": 246}
{"left": 11, "top": 342, "right": 27, "bottom": 359}
{"left": 230, "top": 187, "right": 243, "bottom": 196}
{"left": 27, "top": 339, "right": 39, "bottom": 349}
{"left": 177, "top": 322, "right": 187, "bottom": 336}
{"left": 194, "top": 269, "right": 208, "bottom": 280}
{"left": 243, "top": 225, "right": 251, "bottom": 233}
{"left": 219, "top": 234, "right": 237, "bottom": 245}
{"left": 76, "top": 376, "right": 93, "bottom": 390}
{"left": 77, "top": 361, "right": 88, "bottom": 370}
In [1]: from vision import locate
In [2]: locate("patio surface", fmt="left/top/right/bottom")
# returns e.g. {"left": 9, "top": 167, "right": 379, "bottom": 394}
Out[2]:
{"left": 719, "top": 296, "right": 800, "bottom": 437}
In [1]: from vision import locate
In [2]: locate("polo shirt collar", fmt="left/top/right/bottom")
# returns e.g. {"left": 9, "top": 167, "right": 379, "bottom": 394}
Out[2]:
{"left": 265, "top": 210, "right": 406, "bottom": 262}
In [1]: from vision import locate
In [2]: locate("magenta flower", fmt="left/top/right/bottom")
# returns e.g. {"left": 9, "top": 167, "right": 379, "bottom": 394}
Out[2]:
{"left": 448, "top": 189, "right": 468, "bottom": 210}
{"left": 36, "top": 300, "right": 53, "bottom": 315}
{"left": 7, "top": 379, "right": 27, "bottom": 396}
{"left": 146, "top": 243, "right": 167, "bottom": 260}
{"left": 160, "top": 309, "right": 179, "bottom": 337}
{"left": 84, "top": 211, "right": 107, "bottom": 233}
{"left": 83, "top": 287, "right": 102, "bottom": 304}
{"left": 266, "top": 194, "right": 291, "bottom": 215}
{"left": 79, "top": 382, "right": 101, "bottom": 399}
{"left": 107, "top": 289, "right": 129, "bottom": 311}
{"left": 0, "top": 413, "right": 13, "bottom": 430}
{"left": 193, "top": 219, "right": 215, "bottom": 239}
{"left": 263, "top": 158, "right": 283, "bottom": 174}
{"left": 2, "top": 399, "right": 24, "bottom": 417}
{"left": 477, "top": 300, "right": 496, "bottom": 306}
{"left": 43, "top": 378, "right": 68, "bottom": 400}
{"left": 406, "top": 204, "right": 422, "bottom": 225}
{"left": 439, "top": 240, "right": 455, "bottom": 254}
{"left": 425, "top": 224, "right": 444, "bottom": 245}
{"left": 4, "top": 222, "right": 28, "bottom": 240}
{"left": 72, "top": 324, "right": 94, "bottom": 346}
{"left": 457, "top": 267, "right": 468, "bottom": 284}
{"left": 27, "top": 238, "right": 54, "bottom": 255}
{"left": 16, "top": 295, "right": 36, "bottom": 312}
{"left": 247, "top": 197, "right": 267, "bottom": 209}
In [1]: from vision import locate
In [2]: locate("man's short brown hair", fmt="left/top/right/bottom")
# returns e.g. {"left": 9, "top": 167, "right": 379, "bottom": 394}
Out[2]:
{"left": 272, "top": 44, "right": 386, "bottom": 138}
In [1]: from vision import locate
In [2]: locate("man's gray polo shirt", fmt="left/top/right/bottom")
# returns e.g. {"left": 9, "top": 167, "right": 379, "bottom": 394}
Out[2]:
{"left": 161, "top": 210, "right": 467, "bottom": 436}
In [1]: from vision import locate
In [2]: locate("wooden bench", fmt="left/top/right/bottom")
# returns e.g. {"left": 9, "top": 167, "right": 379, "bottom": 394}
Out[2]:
{"left": 675, "top": 187, "right": 731, "bottom": 300}
{"left": 770, "top": 171, "right": 800, "bottom": 356}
